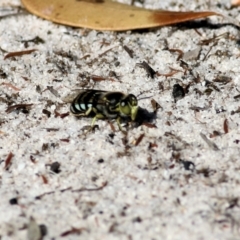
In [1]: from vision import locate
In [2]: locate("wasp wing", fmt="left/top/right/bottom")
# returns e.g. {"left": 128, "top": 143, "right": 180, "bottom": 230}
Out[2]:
{"left": 62, "top": 90, "right": 84, "bottom": 103}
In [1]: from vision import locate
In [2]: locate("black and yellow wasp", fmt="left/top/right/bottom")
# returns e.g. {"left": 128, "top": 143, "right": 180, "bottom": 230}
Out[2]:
{"left": 64, "top": 90, "right": 139, "bottom": 130}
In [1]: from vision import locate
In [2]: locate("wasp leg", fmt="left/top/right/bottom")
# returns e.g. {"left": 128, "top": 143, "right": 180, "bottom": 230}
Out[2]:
{"left": 71, "top": 107, "right": 93, "bottom": 117}
{"left": 73, "top": 108, "right": 98, "bottom": 133}
{"left": 91, "top": 113, "right": 105, "bottom": 125}
{"left": 116, "top": 117, "right": 123, "bottom": 131}
{"left": 90, "top": 116, "right": 98, "bottom": 127}
{"left": 85, "top": 113, "right": 105, "bottom": 133}
{"left": 82, "top": 115, "right": 98, "bottom": 134}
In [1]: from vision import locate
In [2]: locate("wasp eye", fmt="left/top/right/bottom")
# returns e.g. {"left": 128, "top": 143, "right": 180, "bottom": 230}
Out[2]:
{"left": 128, "top": 94, "right": 138, "bottom": 106}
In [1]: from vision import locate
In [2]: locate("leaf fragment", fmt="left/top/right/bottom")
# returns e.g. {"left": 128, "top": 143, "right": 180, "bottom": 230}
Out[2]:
{"left": 135, "top": 133, "right": 145, "bottom": 146}
{"left": 200, "top": 133, "right": 219, "bottom": 151}
{"left": 223, "top": 119, "right": 228, "bottom": 134}
{"left": 4, "top": 152, "right": 14, "bottom": 170}
{"left": 4, "top": 49, "right": 37, "bottom": 60}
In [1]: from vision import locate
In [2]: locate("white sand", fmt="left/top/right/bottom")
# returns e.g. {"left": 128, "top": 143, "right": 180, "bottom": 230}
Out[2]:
{"left": 1, "top": 0, "right": 240, "bottom": 239}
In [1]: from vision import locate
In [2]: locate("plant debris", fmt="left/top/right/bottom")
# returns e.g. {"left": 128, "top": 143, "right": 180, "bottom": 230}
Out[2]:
{"left": 4, "top": 49, "right": 37, "bottom": 60}
{"left": 9, "top": 197, "right": 18, "bottom": 205}
{"left": 179, "top": 159, "right": 195, "bottom": 171}
{"left": 21, "top": 36, "right": 45, "bottom": 48}
{"left": 136, "top": 61, "right": 156, "bottom": 78}
{"left": 151, "top": 99, "right": 162, "bottom": 113}
{"left": 172, "top": 84, "right": 185, "bottom": 102}
{"left": 60, "top": 227, "right": 86, "bottom": 237}
{"left": 4, "top": 152, "right": 14, "bottom": 170}
{"left": 200, "top": 133, "right": 219, "bottom": 151}
{"left": 223, "top": 119, "right": 228, "bottom": 134}
{"left": 123, "top": 45, "right": 134, "bottom": 58}
{"left": 50, "top": 162, "right": 61, "bottom": 173}
{"left": 5, "top": 103, "right": 33, "bottom": 114}
{"left": 135, "top": 133, "right": 145, "bottom": 146}
{"left": 27, "top": 217, "right": 47, "bottom": 240}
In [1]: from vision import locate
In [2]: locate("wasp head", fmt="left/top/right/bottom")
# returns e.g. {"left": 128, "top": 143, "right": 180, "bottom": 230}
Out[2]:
{"left": 119, "top": 94, "right": 138, "bottom": 121}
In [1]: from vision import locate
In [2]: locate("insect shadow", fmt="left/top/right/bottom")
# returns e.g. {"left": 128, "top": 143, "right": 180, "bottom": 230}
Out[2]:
{"left": 134, "top": 107, "right": 156, "bottom": 127}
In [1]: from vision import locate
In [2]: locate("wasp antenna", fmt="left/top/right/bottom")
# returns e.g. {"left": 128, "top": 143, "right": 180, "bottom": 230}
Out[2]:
{"left": 136, "top": 92, "right": 145, "bottom": 98}
{"left": 136, "top": 89, "right": 153, "bottom": 98}
{"left": 138, "top": 95, "right": 153, "bottom": 101}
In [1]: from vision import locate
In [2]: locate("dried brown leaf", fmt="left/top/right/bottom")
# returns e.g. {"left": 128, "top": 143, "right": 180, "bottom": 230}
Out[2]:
{"left": 21, "top": 0, "right": 220, "bottom": 31}
{"left": 232, "top": 0, "right": 240, "bottom": 6}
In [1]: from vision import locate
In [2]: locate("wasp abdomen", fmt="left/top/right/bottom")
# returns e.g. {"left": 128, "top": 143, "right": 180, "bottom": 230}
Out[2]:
{"left": 70, "top": 101, "right": 92, "bottom": 115}
{"left": 70, "top": 90, "right": 101, "bottom": 115}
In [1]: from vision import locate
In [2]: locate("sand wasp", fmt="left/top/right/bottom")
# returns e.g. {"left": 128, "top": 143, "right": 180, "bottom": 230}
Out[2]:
{"left": 67, "top": 90, "right": 139, "bottom": 130}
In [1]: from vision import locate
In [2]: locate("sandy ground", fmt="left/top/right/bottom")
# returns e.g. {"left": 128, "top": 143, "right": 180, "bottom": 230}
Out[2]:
{"left": 1, "top": 0, "right": 240, "bottom": 239}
